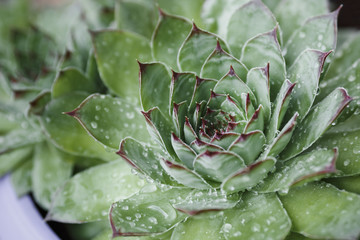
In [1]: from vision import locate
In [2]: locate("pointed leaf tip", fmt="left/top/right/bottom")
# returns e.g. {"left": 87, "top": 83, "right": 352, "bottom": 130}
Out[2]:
{"left": 228, "top": 65, "right": 236, "bottom": 76}
{"left": 63, "top": 109, "right": 78, "bottom": 117}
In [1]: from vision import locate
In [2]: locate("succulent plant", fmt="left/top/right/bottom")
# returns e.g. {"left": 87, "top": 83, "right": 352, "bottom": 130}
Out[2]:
{"left": 2, "top": 0, "right": 360, "bottom": 239}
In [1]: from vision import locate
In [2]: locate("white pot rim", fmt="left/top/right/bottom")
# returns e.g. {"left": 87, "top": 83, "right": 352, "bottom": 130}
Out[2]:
{"left": 0, "top": 174, "right": 59, "bottom": 240}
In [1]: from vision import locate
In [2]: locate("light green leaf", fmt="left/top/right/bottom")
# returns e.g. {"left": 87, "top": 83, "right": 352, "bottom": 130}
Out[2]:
{"left": 115, "top": 0, "right": 158, "bottom": 39}
{"left": 110, "top": 186, "right": 188, "bottom": 236}
{"left": 0, "top": 146, "right": 32, "bottom": 177}
{"left": 52, "top": 67, "right": 97, "bottom": 99}
{"left": 47, "top": 160, "right": 145, "bottom": 223}
{"left": 244, "top": 105, "right": 264, "bottom": 133}
{"left": 32, "top": 142, "right": 73, "bottom": 209}
{"left": 170, "top": 72, "right": 196, "bottom": 107}
{"left": 178, "top": 24, "right": 229, "bottom": 74}
{"left": 281, "top": 88, "right": 352, "bottom": 160}
{"left": 266, "top": 80, "right": 295, "bottom": 142}
{"left": 221, "top": 158, "right": 276, "bottom": 194}
{"left": 151, "top": 12, "right": 192, "bottom": 70}
{"left": 227, "top": 0, "right": 277, "bottom": 58}
{"left": 241, "top": 27, "right": 286, "bottom": 99}
{"left": 68, "top": 94, "right": 149, "bottom": 150}
{"left": 160, "top": 159, "right": 211, "bottom": 189}
{"left": 92, "top": 30, "right": 152, "bottom": 100}
{"left": 0, "top": 72, "right": 13, "bottom": 102}
{"left": 171, "top": 133, "right": 196, "bottom": 169}
{"left": 274, "top": 0, "right": 329, "bottom": 44}
{"left": 279, "top": 181, "right": 360, "bottom": 239}
{"left": 284, "top": 9, "right": 339, "bottom": 66}
{"left": 286, "top": 49, "right": 330, "bottom": 121}
{"left": 118, "top": 137, "right": 178, "bottom": 186}
{"left": 10, "top": 158, "right": 32, "bottom": 197}
{"left": 256, "top": 149, "right": 337, "bottom": 193}
{"left": 228, "top": 131, "right": 265, "bottom": 165}
{"left": 171, "top": 211, "right": 225, "bottom": 240}
{"left": 246, "top": 65, "right": 271, "bottom": 122}
{"left": 41, "top": 92, "right": 117, "bottom": 161}
{"left": 200, "top": 41, "right": 248, "bottom": 81}
{"left": 194, "top": 151, "right": 246, "bottom": 182}
{"left": 223, "top": 192, "right": 291, "bottom": 240}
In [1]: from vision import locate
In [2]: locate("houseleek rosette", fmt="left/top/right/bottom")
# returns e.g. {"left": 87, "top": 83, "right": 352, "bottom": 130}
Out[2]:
{"left": 56, "top": 0, "right": 360, "bottom": 239}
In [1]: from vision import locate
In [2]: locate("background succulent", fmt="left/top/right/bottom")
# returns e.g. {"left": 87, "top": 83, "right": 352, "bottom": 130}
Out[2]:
{"left": 1, "top": 0, "right": 360, "bottom": 239}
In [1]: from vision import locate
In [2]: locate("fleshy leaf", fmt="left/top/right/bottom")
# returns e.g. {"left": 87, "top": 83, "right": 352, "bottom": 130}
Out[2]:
{"left": 0, "top": 127, "right": 42, "bottom": 154}
{"left": 32, "top": 142, "right": 73, "bottom": 209}
{"left": 171, "top": 133, "right": 196, "bottom": 169}
{"left": 178, "top": 23, "right": 229, "bottom": 74}
{"left": 241, "top": 28, "right": 286, "bottom": 99}
{"left": 11, "top": 158, "right": 32, "bottom": 197}
{"left": 200, "top": 41, "right": 248, "bottom": 81}
{"left": 266, "top": 80, "right": 295, "bottom": 142}
{"left": 256, "top": 149, "right": 337, "bottom": 193}
{"left": 47, "top": 160, "right": 145, "bottom": 223}
{"left": 151, "top": 11, "right": 192, "bottom": 70}
{"left": 221, "top": 158, "right": 276, "bottom": 194}
{"left": 173, "top": 190, "right": 240, "bottom": 215}
{"left": 246, "top": 65, "right": 271, "bottom": 122}
{"left": 139, "top": 62, "right": 171, "bottom": 114}
{"left": 0, "top": 72, "right": 12, "bottom": 102}
{"left": 228, "top": 131, "right": 265, "bottom": 165}
{"left": 170, "top": 72, "right": 196, "bottom": 107}
{"left": 274, "top": 0, "right": 329, "bottom": 43}
{"left": 281, "top": 88, "right": 352, "bottom": 160}
{"left": 210, "top": 132, "right": 239, "bottom": 150}
{"left": 326, "top": 175, "right": 360, "bottom": 194}
{"left": 110, "top": 187, "right": 188, "bottom": 236}
{"left": 226, "top": 0, "right": 277, "bottom": 58}
{"left": 223, "top": 192, "right": 291, "bottom": 240}
{"left": 194, "top": 151, "right": 246, "bottom": 182}
{"left": 171, "top": 211, "right": 225, "bottom": 240}
{"left": 0, "top": 146, "right": 32, "bottom": 178}
{"left": 279, "top": 182, "right": 360, "bottom": 239}
{"left": 92, "top": 30, "right": 152, "bottom": 100}
{"left": 284, "top": 8, "right": 339, "bottom": 66}
{"left": 115, "top": 0, "right": 158, "bottom": 39}
{"left": 51, "top": 67, "right": 97, "bottom": 99}
{"left": 160, "top": 159, "right": 211, "bottom": 189}
{"left": 311, "top": 129, "right": 360, "bottom": 175}
{"left": 244, "top": 105, "right": 264, "bottom": 133}
{"left": 67, "top": 94, "right": 149, "bottom": 150}
{"left": 286, "top": 49, "right": 331, "bottom": 121}
{"left": 41, "top": 92, "right": 117, "bottom": 160}
{"left": 118, "top": 138, "right": 178, "bottom": 186}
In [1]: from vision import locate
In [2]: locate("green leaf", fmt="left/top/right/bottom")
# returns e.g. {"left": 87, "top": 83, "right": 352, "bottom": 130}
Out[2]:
{"left": 311, "top": 129, "right": 360, "bottom": 176}
{"left": 52, "top": 68, "right": 97, "bottom": 99}
{"left": 118, "top": 138, "right": 177, "bottom": 186}
{"left": 264, "top": 113, "right": 298, "bottom": 158}
{"left": 92, "top": 30, "right": 152, "bottom": 100}
{"left": 171, "top": 133, "right": 196, "bottom": 169}
{"left": 266, "top": 80, "right": 295, "bottom": 142}
{"left": 0, "top": 72, "right": 13, "bottom": 102}
{"left": 173, "top": 190, "right": 240, "bottom": 215}
{"left": 221, "top": 158, "right": 276, "bottom": 194}
{"left": 246, "top": 65, "right": 271, "bottom": 122}
{"left": 194, "top": 151, "right": 246, "bottom": 182}
{"left": 157, "top": 0, "right": 205, "bottom": 28}
{"left": 110, "top": 186, "right": 188, "bottom": 236}
{"left": 171, "top": 211, "right": 225, "bottom": 240}
{"left": 286, "top": 49, "right": 331, "bottom": 121}
{"left": 244, "top": 105, "right": 264, "bottom": 133}
{"left": 170, "top": 72, "right": 196, "bottom": 107}
{"left": 0, "top": 146, "right": 32, "bottom": 177}
{"left": 160, "top": 159, "right": 211, "bottom": 189}
{"left": 32, "top": 142, "right": 73, "bottom": 209}
{"left": 115, "top": 0, "right": 158, "bottom": 39}
{"left": 47, "top": 160, "right": 145, "bottom": 223}
{"left": 281, "top": 88, "right": 352, "bottom": 160}
{"left": 200, "top": 41, "right": 248, "bottom": 81}
{"left": 223, "top": 192, "right": 291, "bottom": 240}
{"left": 256, "top": 149, "right": 337, "bottom": 193}
{"left": 67, "top": 94, "right": 149, "bottom": 150}
{"left": 227, "top": 0, "right": 277, "bottom": 58}
{"left": 279, "top": 181, "right": 360, "bottom": 239}
{"left": 228, "top": 131, "right": 265, "bottom": 165}
{"left": 210, "top": 133, "right": 240, "bottom": 150}
{"left": 28, "top": 91, "right": 51, "bottom": 116}
{"left": 10, "top": 158, "right": 32, "bottom": 197}
{"left": 241, "top": 27, "right": 286, "bottom": 99}
{"left": 284, "top": 8, "right": 339, "bottom": 66}
{"left": 178, "top": 24, "right": 229, "bottom": 74}
{"left": 274, "top": 0, "right": 329, "bottom": 43}
{"left": 151, "top": 12, "right": 192, "bottom": 70}
{"left": 41, "top": 92, "right": 117, "bottom": 160}
{"left": 326, "top": 175, "right": 360, "bottom": 194}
